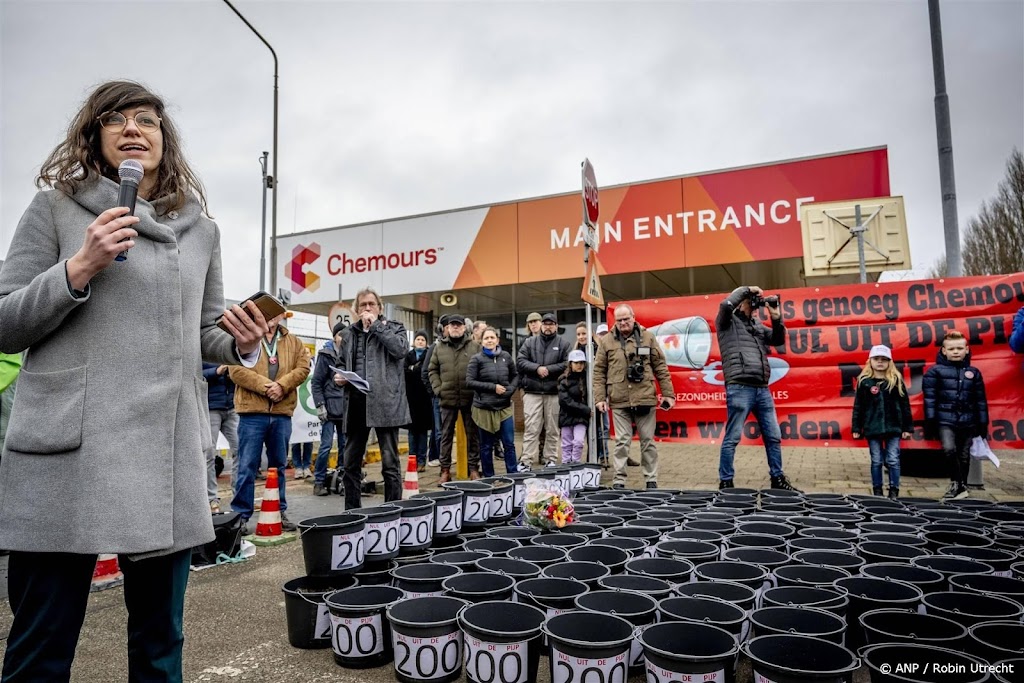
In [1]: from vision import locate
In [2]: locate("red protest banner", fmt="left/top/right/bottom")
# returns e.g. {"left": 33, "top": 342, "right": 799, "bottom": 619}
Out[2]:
{"left": 612, "top": 273, "right": 1024, "bottom": 448}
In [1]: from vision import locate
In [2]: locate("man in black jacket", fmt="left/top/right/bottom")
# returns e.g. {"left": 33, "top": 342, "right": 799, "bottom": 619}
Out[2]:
{"left": 311, "top": 321, "right": 348, "bottom": 496}
{"left": 517, "top": 312, "right": 569, "bottom": 469}
{"left": 202, "top": 361, "right": 238, "bottom": 514}
{"left": 716, "top": 286, "right": 799, "bottom": 491}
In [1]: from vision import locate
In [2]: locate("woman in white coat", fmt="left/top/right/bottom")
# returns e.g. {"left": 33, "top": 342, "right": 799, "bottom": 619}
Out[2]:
{"left": 0, "top": 80, "right": 268, "bottom": 682}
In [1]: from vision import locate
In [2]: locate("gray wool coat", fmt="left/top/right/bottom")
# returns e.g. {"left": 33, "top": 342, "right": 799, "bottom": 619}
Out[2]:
{"left": 0, "top": 177, "right": 239, "bottom": 557}
{"left": 339, "top": 318, "right": 411, "bottom": 431}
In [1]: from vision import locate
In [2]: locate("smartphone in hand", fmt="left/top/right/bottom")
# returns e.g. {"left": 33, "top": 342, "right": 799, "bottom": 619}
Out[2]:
{"left": 659, "top": 398, "right": 672, "bottom": 410}
{"left": 216, "top": 291, "right": 286, "bottom": 333}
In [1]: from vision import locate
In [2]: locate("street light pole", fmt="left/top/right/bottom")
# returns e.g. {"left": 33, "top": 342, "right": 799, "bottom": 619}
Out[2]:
{"left": 259, "top": 151, "right": 269, "bottom": 292}
{"left": 223, "top": 0, "right": 279, "bottom": 294}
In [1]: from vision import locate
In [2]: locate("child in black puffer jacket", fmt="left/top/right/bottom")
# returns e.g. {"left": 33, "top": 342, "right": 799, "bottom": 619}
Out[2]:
{"left": 558, "top": 350, "right": 591, "bottom": 464}
{"left": 922, "top": 330, "right": 989, "bottom": 501}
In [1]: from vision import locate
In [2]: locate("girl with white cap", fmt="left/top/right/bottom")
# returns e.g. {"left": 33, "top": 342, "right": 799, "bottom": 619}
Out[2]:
{"left": 850, "top": 344, "right": 913, "bottom": 498}
{"left": 558, "top": 350, "right": 592, "bottom": 464}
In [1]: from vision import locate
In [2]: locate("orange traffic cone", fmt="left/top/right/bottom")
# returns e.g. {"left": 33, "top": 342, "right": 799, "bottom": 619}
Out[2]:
{"left": 403, "top": 454, "right": 420, "bottom": 499}
{"left": 251, "top": 468, "right": 296, "bottom": 546}
{"left": 91, "top": 554, "right": 123, "bottom": 592}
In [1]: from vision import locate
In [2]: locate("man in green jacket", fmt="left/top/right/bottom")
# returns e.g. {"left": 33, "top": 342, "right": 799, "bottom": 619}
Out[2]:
{"left": 428, "top": 314, "right": 482, "bottom": 482}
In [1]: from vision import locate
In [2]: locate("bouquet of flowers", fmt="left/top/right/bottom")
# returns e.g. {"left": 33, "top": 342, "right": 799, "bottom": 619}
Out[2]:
{"left": 522, "top": 478, "right": 575, "bottom": 530}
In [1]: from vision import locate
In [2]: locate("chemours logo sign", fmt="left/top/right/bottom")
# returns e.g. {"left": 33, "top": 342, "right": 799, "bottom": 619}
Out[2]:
{"left": 287, "top": 242, "right": 321, "bottom": 294}
{"left": 326, "top": 248, "right": 439, "bottom": 275}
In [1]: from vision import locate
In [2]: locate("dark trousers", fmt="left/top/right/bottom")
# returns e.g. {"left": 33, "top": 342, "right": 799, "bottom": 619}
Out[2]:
{"left": 342, "top": 425, "right": 402, "bottom": 509}
{"left": 940, "top": 426, "right": 972, "bottom": 485}
{"left": 439, "top": 405, "right": 480, "bottom": 471}
{"left": 2, "top": 549, "right": 191, "bottom": 683}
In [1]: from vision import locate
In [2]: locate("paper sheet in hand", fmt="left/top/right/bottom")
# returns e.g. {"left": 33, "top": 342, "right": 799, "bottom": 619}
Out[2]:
{"left": 330, "top": 366, "right": 369, "bottom": 393}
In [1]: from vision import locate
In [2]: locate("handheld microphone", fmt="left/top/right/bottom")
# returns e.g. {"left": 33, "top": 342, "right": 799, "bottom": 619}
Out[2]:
{"left": 114, "top": 159, "right": 144, "bottom": 262}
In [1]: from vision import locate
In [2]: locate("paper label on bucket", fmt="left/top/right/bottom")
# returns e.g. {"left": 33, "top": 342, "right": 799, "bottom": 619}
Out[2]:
{"left": 754, "top": 673, "right": 778, "bottom": 683}
{"left": 648, "top": 663, "right": 725, "bottom": 683}
{"left": 513, "top": 484, "right": 525, "bottom": 508}
{"left": 331, "top": 530, "right": 365, "bottom": 570}
{"left": 552, "top": 647, "right": 629, "bottom": 683}
{"left": 466, "top": 636, "right": 529, "bottom": 683}
{"left": 314, "top": 604, "right": 332, "bottom": 641}
{"left": 366, "top": 518, "right": 401, "bottom": 557}
{"left": 401, "top": 516, "right": 434, "bottom": 547}
{"left": 393, "top": 629, "right": 462, "bottom": 680}
{"left": 406, "top": 590, "right": 444, "bottom": 599}
{"left": 331, "top": 613, "right": 384, "bottom": 658}
{"left": 490, "top": 492, "right": 514, "bottom": 519}
{"left": 437, "top": 503, "right": 463, "bottom": 534}
{"left": 630, "top": 626, "right": 645, "bottom": 667}
{"left": 466, "top": 496, "right": 491, "bottom": 523}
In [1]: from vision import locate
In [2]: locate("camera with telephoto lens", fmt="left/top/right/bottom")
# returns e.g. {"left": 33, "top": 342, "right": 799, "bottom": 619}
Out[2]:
{"left": 749, "top": 293, "right": 780, "bottom": 309}
{"left": 627, "top": 347, "right": 651, "bottom": 383}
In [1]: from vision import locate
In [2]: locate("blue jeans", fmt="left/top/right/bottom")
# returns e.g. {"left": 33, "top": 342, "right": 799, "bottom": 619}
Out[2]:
{"left": 718, "top": 384, "right": 784, "bottom": 481}
{"left": 428, "top": 397, "right": 442, "bottom": 462}
{"left": 408, "top": 430, "right": 429, "bottom": 465}
{"left": 231, "top": 414, "right": 291, "bottom": 520}
{"left": 291, "top": 441, "right": 312, "bottom": 469}
{"left": 480, "top": 416, "right": 518, "bottom": 477}
{"left": 314, "top": 419, "right": 345, "bottom": 485}
{"left": 868, "top": 437, "right": 901, "bottom": 488}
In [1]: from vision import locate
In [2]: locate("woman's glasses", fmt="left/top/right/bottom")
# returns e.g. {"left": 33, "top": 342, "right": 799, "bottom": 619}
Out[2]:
{"left": 97, "top": 110, "right": 162, "bottom": 134}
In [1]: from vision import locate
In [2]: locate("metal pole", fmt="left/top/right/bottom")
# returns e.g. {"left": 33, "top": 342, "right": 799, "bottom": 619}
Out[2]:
{"left": 928, "top": 0, "right": 962, "bottom": 278}
{"left": 585, "top": 300, "right": 595, "bottom": 464}
{"left": 259, "top": 151, "right": 269, "bottom": 292}
{"left": 854, "top": 204, "right": 867, "bottom": 284}
{"left": 222, "top": 0, "right": 279, "bottom": 293}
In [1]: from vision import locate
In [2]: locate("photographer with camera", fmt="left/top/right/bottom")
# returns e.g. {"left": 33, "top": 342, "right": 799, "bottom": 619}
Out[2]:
{"left": 593, "top": 304, "right": 675, "bottom": 489}
{"left": 716, "top": 286, "right": 799, "bottom": 491}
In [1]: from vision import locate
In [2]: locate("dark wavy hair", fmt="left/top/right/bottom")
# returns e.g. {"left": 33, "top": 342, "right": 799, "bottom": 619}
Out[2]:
{"left": 36, "top": 80, "right": 209, "bottom": 216}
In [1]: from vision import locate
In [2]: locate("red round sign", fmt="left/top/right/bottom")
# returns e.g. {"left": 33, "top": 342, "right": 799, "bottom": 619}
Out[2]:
{"left": 582, "top": 158, "right": 599, "bottom": 226}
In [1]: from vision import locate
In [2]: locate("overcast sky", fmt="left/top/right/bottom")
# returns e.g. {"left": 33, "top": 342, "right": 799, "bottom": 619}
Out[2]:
{"left": 2, "top": 0, "right": 1021, "bottom": 301}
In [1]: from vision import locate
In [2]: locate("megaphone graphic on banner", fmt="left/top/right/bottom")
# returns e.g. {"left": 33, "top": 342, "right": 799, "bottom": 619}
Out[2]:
{"left": 648, "top": 317, "right": 713, "bottom": 370}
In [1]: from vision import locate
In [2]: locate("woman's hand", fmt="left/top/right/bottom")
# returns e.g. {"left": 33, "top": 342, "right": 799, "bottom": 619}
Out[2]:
{"left": 219, "top": 300, "right": 270, "bottom": 356}
{"left": 495, "top": 385, "right": 506, "bottom": 395}
{"left": 66, "top": 207, "right": 139, "bottom": 290}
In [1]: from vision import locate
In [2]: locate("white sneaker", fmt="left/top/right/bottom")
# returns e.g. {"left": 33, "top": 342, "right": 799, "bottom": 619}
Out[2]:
{"left": 303, "top": 467, "right": 312, "bottom": 479}
{"left": 427, "top": 459, "right": 440, "bottom": 467}
{"left": 293, "top": 469, "right": 304, "bottom": 480}
{"left": 517, "top": 461, "right": 532, "bottom": 472}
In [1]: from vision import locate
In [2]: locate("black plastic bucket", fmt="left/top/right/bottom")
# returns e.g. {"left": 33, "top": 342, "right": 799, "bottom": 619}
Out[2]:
{"left": 587, "top": 491, "right": 629, "bottom": 503}
{"left": 675, "top": 579, "right": 758, "bottom": 613}
{"left": 858, "top": 542, "right": 931, "bottom": 565}
{"left": 597, "top": 574, "right": 675, "bottom": 601}
{"left": 833, "top": 576, "right": 923, "bottom": 650}
{"left": 639, "top": 621, "right": 739, "bottom": 683}
{"left": 480, "top": 477, "right": 515, "bottom": 522}
{"left": 761, "top": 586, "right": 849, "bottom": 617}
{"left": 578, "top": 514, "right": 625, "bottom": 531}
{"left": 860, "top": 563, "right": 946, "bottom": 595}
{"left": 432, "top": 535, "right": 468, "bottom": 553}
{"left": 390, "top": 499, "right": 435, "bottom": 554}
{"left": 282, "top": 575, "right": 359, "bottom": 649}
{"left": 742, "top": 634, "right": 859, "bottom": 683}
{"left": 441, "top": 481, "right": 493, "bottom": 529}
{"left": 575, "top": 589, "right": 659, "bottom": 671}
{"left": 861, "top": 644, "right": 989, "bottom": 683}
{"left": 475, "top": 556, "right": 542, "bottom": 582}
{"left": 637, "top": 509, "right": 689, "bottom": 524}
{"left": 658, "top": 596, "right": 747, "bottom": 642}
{"left": 606, "top": 525, "right": 660, "bottom": 547}
{"left": 566, "top": 544, "right": 630, "bottom": 575}
{"left": 792, "top": 550, "right": 866, "bottom": 573}
{"left": 485, "top": 526, "right": 540, "bottom": 544}
{"left": 587, "top": 537, "right": 649, "bottom": 559}
{"left": 355, "top": 560, "right": 398, "bottom": 586}
{"left": 654, "top": 540, "right": 719, "bottom": 565}
{"left": 459, "top": 600, "right": 546, "bottom": 683}
{"left": 750, "top": 605, "right": 846, "bottom": 645}
{"left": 394, "top": 549, "right": 434, "bottom": 567}
{"left": 600, "top": 506, "right": 639, "bottom": 522}
{"left": 789, "top": 538, "right": 856, "bottom": 554}
{"left": 949, "top": 573, "right": 1024, "bottom": 602}
{"left": 993, "top": 658, "right": 1023, "bottom": 683}
{"left": 859, "top": 522, "right": 921, "bottom": 535}
{"left": 625, "top": 556, "right": 695, "bottom": 584}
{"left": 939, "top": 546, "right": 1019, "bottom": 576}
{"left": 792, "top": 517, "right": 846, "bottom": 532}
{"left": 514, "top": 577, "right": 590, "bottom": 621}
{"left": 683, "top": 519, "right": 737, "bottom": 535}
{"left": 532, "top": 533, "right": 588, "bottom": 551}
{"left": 912, "top": 556, "right": 994, "bottom": 590}
{"left": 441, "top": 572, "right": 516, "bottom": 603}
{"left": 507, "top": 545, "right": 568, "bottom": 568}
{"left": 464, "top": 537, "right": 520, "bottom": 557}
{"left": 324, "top": 585, "right": 405, "bottom": 666}
{"left": 724, "top": 547, "right": 791, "bottom": 577}
{"left": 968, "top": 621, "right": 1024, "bottom": 666}
{"left": 738, "top": 521, "right": 797, "bottom": 539}
{"left": 562, "top": 523, "right": 604, "bottom": 542}
{"left": 392, "top": 562, "right": 462, "bottom": 598}
{"left": 361, "top": 504, "right": 402, "bottom": 562}
{"left": 774, "top": 564, "right": 852, "bottom": 589}
{"left": 387, "top": 596, "right": 469, "bottom": 683}
{"left": 430, "top": 550, "right": 492, "bottom": 573}
{"left": 859, "top": 533, "right": 929, "bottom": 548}
{"left": 625, "top": 518, "right": 678, "bottom": 533}
{"left": 922, "top": 530, "right": 994, "bottom": 553}
{"left": 921, "top": 590, "right": 1024, "bottom": 626}
{"left": 798, "top": 528, "right": 860, "bottom": 543}
{"left": 726, "top": 533, "right": 789, "bottom": 552}
{"left": 543, "top": 612, "right": 634, "bottom": 683}
{"left": 760, "top": 503, "right": 808, "bottom": 516}
{"left": 859, "top": 607, "right": 967, "bottom": 648}
{"left": 413, "top": 490, "right": 465, "bottom": 538}
{"left": 669, "top": 529, "right": 726, "bottom": 545}
{"left": 542, "top": 561, "right": 611, "bottom": 589}
{"left": 297, "top": 513, "right": 368, "bottom": 577}
{"left": 694, "top": 560, "right": 769, "bottom": 594}
{"left": 613, "top": 499, "right": 652, "bottom": 511}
